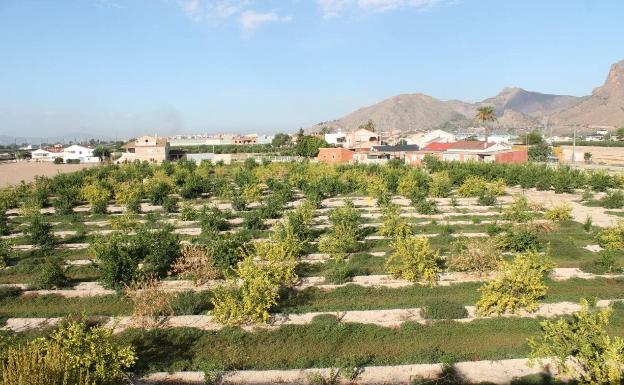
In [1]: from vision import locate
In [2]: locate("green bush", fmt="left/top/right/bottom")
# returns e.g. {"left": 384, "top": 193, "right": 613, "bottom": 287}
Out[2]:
{"left": 477, "top": 191, "right": 497, "bottom": 206}
{"left": 422, "top": 299, "right": 468, "bottom": 320}
{"left": 170, "top": 290, "right": 213, "bottom": 315}
{"left": 26, "top": 214, "right": 56, "bottom": 249}
{"left": 161, "top": 195, "right": 179, "bottom": 213}
{"left": 243, "top": 210, "right": 265, "bottom": 230}
{"left": 601, "top": 190, "right": 624, "bottom": 209}
{"left": 495, "top": 225, "right": 543, "bottom": 252}
{"left": 323, "top": 258, "right": 354, "bottom": 284}
{"left": 0, "top": 286, "right": 21, "bottom": 301}
{"left": 34, "top": 259, "right": 67, "bottom": 289}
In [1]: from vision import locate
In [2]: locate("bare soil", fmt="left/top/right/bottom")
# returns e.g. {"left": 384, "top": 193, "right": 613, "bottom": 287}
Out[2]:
{"left": 0, "top": 161, "right": 97, "bottom": 186}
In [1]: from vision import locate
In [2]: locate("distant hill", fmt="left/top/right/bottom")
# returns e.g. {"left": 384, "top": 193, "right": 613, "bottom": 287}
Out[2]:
{"left": 310, "top": 59, "right": 624, "bottom": 135}
{"left": 551, "top": 60, "right": 624, "bottom": 128}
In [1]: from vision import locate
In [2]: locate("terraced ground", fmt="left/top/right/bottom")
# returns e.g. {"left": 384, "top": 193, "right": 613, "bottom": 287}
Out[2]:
{"left": 1, "top": 161, "right": 623, "bottom": 384}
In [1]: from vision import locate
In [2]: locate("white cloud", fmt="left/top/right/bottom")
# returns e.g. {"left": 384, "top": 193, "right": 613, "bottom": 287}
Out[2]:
{"left": 239, "top": 10, "right": 292, "bottom": 37}
{"left": 318, "top": 0, "right": 350, "bottom": 19}
{"left": 177, "top": 1, "right": 290, "bottom": 37}
{"left": 318, "top": 0, "right": 451, "bottom": 18}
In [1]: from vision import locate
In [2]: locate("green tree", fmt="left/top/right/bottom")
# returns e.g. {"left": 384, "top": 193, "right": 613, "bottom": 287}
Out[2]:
{"left": 385, "top": 235, "right": 441, "bottom": 286}
{"left": 80, "top": 182, "right": 111, "bottom": 214}
{"left": 528, "top": 299, "right": 624, "bottom": 385}
{"left": 92, "top": 146, "right": 111, "bottom": 161}
{"left": 525, "top": 130, "right": 544, "bottom": 145}
{"left": 476, "top": 251, "right": 554, "bottom": 315}
{"left": 475, "top": 106, "right": 496, "bottom": 142}
{"left": 296, "top": 136, "right": 328, "bottom": 157}
{"left": 359, "top": 119, "right": 376, "bottom": 132}
{"left": 528, "top": 142, "right": 552, "bottom": 162}
{"left": 271, "top": 133, "right": 292, "bottom": 147}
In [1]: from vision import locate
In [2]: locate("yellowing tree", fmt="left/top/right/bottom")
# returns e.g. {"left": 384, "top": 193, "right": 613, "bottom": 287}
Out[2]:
{"left": 596, "top": 221, "right": 624, "bottom": 250}
{"left": 528, "top": 299, "right": 624, "bottom": 385}
{"left": 80, "top": 182, "right": 111, "bottom": 214}
{"left": 379, "top": 203, "right": 413, "bottom": 240}
{"left": 211, "top": 255, "right": 280, "bottom": 325}
{"left": 448, "top": 237, "right": 502, "bottom": 275}
{"left": 385, "top": 235, "right": 441, "bottom": 286}
{"left": 544, "top": 203, "right": 573, "bottom": 222}
{"left": 476, "top": 251, "right": 554, "bottom": 316}
{"left": 0, "top": 320, "right": 136, "bottom": 385}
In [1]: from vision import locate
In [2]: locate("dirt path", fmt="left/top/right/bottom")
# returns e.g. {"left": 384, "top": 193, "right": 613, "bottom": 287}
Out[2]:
{"left": 0, "top": 162, "right": 98, "bottom": 186}
{"left": 509, "top": 187, "right": 620, "bottom": 228}
{"left": 3, "top": 299, "right": 618, "bottom": 333}
{"left": 139, "top": 357, "right": 558, "bottom": 385}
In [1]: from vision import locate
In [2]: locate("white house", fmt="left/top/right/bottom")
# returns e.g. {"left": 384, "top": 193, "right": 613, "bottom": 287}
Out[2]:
{"left": 63, "top": 145, "right": 99, "bottom": 163}
{"left": 31, "top": 149, "right": 55, "bottom": 162}
{"left": 325, "top": 131, "right": 347, "bottom": 146}
{"left": 407, "top": 130, "right": 456, "bottom": 148}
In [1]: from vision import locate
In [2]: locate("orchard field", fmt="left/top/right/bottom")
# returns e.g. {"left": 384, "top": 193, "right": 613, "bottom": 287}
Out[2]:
{"left": 0, "top": 157, "right": 624, "bottom": 385}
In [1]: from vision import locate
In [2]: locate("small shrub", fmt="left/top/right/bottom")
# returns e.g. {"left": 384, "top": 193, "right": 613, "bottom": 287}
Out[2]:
{"left": 581, "top": 188, "right": 593, "bottom": 202}
{"left": 385, "top": 235, "right": 441, "bottom": 286}
{"left": 170, "top": 244, "right": 220, "bottom": 283}
{"left": 180, "top": 201, "right": 198, "bottom": 221}
{"left": 0, "top": 286, "right": 21, "bottom": 301}
{"left": 528, "top": 299, "right": 624, "bottom": 385}
{"left": 495, "top": 224, "right": 543, "bottom": 252}
{"left": 125, "top": 276, "right": 175, "bottom": 328}
{"left": 476, "top": 251, "right": 554, "bottom": 316}
{"left": 601, "top": 190, "right": 624, "bottom": 209}
{"left": 596, "top": 221, "right": 624, "bottom": 250}
{"left": 170, "top": 290, "right": 213, "bottom": 315}
{"left": 161, "top": 195, "right": 179, "bottom": 213}
{"left": 34, "top": 258, "right": 67, "bottom": 289}
{"left": 323, "top": 258, "right": 354, "bottom": 284}
{"left": 422, "top": 299, "right": 468, "bottom": 320}
{"left": 26, "top": 214, "right": 56, "bottom": 249}
{"left": 0, "top": 321, "right": 136, "bottom": 385}
{"left": 502, "top": 195, "right": 533, "bottom": 223}
{"left": 80, "top": 182, "right": 111, "bottom": 214}
{"left": 243, "top": 209, "right": 265, "bottom": 230}
{"left": 477, "top": 191, "right": 497, "bottom": 206}
{"left": 428, "top": 171, "right": 452, "bottom": 198}
{"left": 457, "top": 176, "right": 488, "bottom": 197}
{"left": 448, "top": 237, "right": 502, "bottom": 274}
{"left": 583, "top": 216, "right": 593, "bottom": 232}
{"left": 544, "top": 203, "right": 572, "bottom": 221}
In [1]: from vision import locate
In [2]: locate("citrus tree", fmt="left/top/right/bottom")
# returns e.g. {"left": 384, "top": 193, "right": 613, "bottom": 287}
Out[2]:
{"left": 448, "top": 237, "right": 502, "bottom": 275}
{"left": 528, "top": 299, "right": 624, "bottom": 385}
{"left": 385, "top": 235, "right": 441, "bottom": 286}
{"left": 0, "top": 320, "right": 136, "bottom": 385}
{"left": 80, "top": 182, "right": 111, "bottom": 214}
{"left": 476, "top": 251, "right": 554, "bottom": 315}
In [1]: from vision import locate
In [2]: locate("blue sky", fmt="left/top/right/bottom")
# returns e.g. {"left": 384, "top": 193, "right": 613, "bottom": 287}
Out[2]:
{"left": 1, "top": 0, "right": 623, "bottom": 138}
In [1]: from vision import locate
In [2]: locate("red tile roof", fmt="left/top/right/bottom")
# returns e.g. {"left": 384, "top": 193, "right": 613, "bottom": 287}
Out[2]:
{"left": 422, "top": 142, "right": 452, "bottom": 151}
{"left": 447, "top": 141, "right": 495, "bottom": 150}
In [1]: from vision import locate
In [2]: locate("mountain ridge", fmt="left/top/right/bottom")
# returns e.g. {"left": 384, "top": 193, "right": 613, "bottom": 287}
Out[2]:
{"left": 311, "top": 59, "right": 624, "bottom": 135}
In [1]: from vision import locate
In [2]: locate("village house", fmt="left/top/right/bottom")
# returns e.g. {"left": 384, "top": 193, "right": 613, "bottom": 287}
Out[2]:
{"left": 31, "top": 148, "right": 55, "bottom": 162}
{"left": 117, "top": 135, "right": 170, "bottom": 163}
{"left": 324, "top": 131, "right": 347, "bottom": 146}
{"left": 406, "top": 141, "right": 527, "bottom": 165}
{"left": 316, "top": 147, "right": 354, "bottom": 164}
{"left": 62, "top": 145, "right": 99, "bottom": 163}
{"left": 345, "top": 128, "right": 380, "bottom": 150}
{"left": 406, "top": 129, "right": 456, "bottom": 148}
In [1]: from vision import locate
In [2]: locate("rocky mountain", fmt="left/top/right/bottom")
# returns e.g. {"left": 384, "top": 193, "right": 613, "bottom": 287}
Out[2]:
{"left": 310, "top": 93, "right": 473, "bottom": 134}
{"left": 551, "top": 60, "right": 624, "bottom": 128}
{"left": 311, "top": 59, "right": 624, "bottom": 134}
{"left": 481, "top": 87, "right": 581, "bottom": 117}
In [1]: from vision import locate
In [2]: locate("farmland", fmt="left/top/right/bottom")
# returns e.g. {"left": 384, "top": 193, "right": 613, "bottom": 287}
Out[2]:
{"left": 1, "top": 158, "right": 624, "bottom": 384}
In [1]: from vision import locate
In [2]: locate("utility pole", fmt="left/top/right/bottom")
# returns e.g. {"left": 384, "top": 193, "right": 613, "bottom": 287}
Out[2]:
{"left": 572, "top": 126, "right": 577, "bottom": 167}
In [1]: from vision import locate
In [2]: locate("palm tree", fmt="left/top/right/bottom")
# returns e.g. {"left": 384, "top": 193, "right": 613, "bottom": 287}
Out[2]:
{"left": 475, "top": 106, "right": 496, "bottom": 144}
